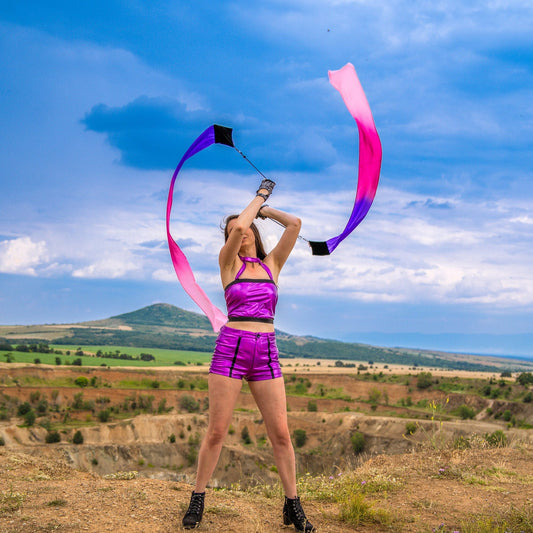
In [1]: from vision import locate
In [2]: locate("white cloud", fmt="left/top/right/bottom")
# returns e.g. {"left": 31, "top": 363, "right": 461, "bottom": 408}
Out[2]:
{"left": 0, "top": 237, "right": 49, "bottom": 275}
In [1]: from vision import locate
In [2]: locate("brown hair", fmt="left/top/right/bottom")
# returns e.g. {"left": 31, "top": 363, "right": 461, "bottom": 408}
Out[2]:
{"left": 223, "top": 215, "right": 267, "bottom": 260}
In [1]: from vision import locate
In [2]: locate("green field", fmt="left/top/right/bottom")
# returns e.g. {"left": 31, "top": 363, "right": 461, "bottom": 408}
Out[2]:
{"left": 0, "top": 345, "right": 212, "bottom": 368}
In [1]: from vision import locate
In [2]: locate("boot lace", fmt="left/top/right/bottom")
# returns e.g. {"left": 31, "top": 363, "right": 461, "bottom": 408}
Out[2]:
{"left": 290, "top": 498, "right": 306, "bottom": 524}
{"left": 186, "top": 493, "right": 204, "bottom": 516}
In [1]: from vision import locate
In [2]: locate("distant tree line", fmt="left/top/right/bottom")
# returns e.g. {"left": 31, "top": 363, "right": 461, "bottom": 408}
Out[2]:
{"left": 0, "top": 340, "right": 61, "bottom": 354}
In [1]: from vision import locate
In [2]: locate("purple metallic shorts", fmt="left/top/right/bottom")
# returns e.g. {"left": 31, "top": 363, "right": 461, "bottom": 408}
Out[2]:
{"left": 209, "top": 325, "right": 282, "bottom": 381}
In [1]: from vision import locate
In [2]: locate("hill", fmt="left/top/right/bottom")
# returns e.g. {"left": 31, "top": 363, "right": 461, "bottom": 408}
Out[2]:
{"left": 1, "top": 303, "right": 532, "bottom": 372}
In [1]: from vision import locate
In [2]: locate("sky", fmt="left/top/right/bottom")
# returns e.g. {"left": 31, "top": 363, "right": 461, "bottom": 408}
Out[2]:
{"left": 0, "top": 1, "right": 532, "bottom": 358}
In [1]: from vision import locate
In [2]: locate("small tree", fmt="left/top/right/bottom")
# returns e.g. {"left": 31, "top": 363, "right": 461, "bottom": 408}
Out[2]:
{"left": 74, "top": 376, "right": 89, "bottom": 388}
{"left": 98, "top": 409, "right": 111, "bottom": 423}
{"left": 241, "top": 426, "right": 252, "bottom": 445}
{"left": 73, "top": 430, "right": 84, "bottom": 444}
{"left": 293, "top": 429, "right": 307, "bottom": 448}
{"left": 179, "top": 395, "right": 199, "bottom": 413}
{"left": 350, "top": 431, "right": 365, "bottom": 454}
{"left": 458, "top": 404, "right": 476, "bottom": 420}
{"left": 45, "top": 430, "right": 61, "bottom": 443}
{"left": 416, "top": 372, "right": 433, "bottom": 390}
{"left": 24, "top": 410, "right": 36, "bottom": 427}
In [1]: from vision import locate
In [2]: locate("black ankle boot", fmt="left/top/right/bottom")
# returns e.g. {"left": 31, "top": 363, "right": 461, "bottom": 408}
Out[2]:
{"left": 182, "top": 491, "right": 205, "bottom": 529}
{"left": 283, "top": 496, "right": 315, "bottom": 532}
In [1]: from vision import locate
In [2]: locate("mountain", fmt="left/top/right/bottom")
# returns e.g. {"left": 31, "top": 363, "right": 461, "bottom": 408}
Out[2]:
{"left": 1, "top": 303, "right": 532, "bottom": 372}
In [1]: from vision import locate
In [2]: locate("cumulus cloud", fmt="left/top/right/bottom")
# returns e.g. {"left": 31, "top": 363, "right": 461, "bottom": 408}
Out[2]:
{"left": 0, "top": 237, "right": 49, "bottom": 275}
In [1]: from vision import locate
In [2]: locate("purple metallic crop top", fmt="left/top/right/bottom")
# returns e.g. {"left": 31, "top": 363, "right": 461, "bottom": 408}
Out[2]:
{"left": 224, "top": 256, "right": 278, "bottom": 324}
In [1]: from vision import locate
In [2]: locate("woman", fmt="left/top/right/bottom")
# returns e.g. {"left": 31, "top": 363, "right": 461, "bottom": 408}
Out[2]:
{"left": 182, "top": 179, "right": 315, "bottom": 532}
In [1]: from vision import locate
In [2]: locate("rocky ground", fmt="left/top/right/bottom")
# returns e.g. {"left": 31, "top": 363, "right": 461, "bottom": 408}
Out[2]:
{"left": 1, "top": 442, "right": 532, "bottom": 532}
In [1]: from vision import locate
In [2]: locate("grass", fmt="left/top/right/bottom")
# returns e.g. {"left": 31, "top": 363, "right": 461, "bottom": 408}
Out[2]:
{"left": 1, "top": 346, "right": 212, "bottom": 367}
{"left": 0, "top": 487, "right": 26, "bottom": 514}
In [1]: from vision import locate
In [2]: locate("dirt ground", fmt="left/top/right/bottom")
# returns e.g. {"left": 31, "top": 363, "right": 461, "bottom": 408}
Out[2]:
{"left": 1, "top": 444, "right": 532, "bottom": 532}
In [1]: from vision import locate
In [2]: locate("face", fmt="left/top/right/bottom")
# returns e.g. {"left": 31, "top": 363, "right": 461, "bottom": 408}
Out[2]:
{"left": 226, "top": 219, "right": 255, "bottom": 247}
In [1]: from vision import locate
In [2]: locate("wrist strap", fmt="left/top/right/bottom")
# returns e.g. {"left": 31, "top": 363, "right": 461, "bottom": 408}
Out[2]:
{"left": 256, "top": 192, "right": 269, "bottom": 201}
{"left": 256, "top": 204, "right": 269, "bottom": 219}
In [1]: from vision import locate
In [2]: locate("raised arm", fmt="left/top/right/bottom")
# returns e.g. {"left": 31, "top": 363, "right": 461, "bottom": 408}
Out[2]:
{"left": 259, "top": 205, "right": 302, "bottom": 276}
{"left": 219, "top": 179, "right": 275, "bottom": 273}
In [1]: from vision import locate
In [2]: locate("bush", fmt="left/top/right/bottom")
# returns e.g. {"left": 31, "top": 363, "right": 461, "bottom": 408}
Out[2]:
{"left": 416, "top": 372, "right": 433, "bottom": 390}
{"left": 0, "top": 436, "right": 5, "bottom": 446}
{"left": 17, "top": 402, "right": 32, "bottom": 416}
{"left": 72, "top": 358, "right": 82, "bottom": 366}
{"left": 45, "top": 430, "right": 61, "bottom": 443}
{"left": 98, "top": 409, "right": 111, "bottom": 423}
{"left": 24, "top": 410, "right": 36, "bottom": 427}
{"left": 516, "top": 372, "right": 533, "bottom": 386}
{"left": 405, "top": 422, "right": 417, "bottom": 435}
{"left": 457, "top": 404, "right": 476, "bottom": 420}
{"left": 484, "top": 430, "right": 507, "bottom": 448}
{"left": 179, "top": 395, "right": 199, "bottom": 413}
{"left": 241, "top": 426, "right": 252, "bottom": 445}
{"left": 350, "top": 431, "right": 366, "bottom": 454}
{"left": 523, "top": 392, "right": 532, "bottom": 403}
{"left": 307, "top": 401, "right": 318, "bottom": 412}
{"left": 74, "top": 377, "right": 89, "bottom": 388}
{"left": 293, "top": 429, "right": 307, "bottom": 448}
{"left": 169, "top": 433, "right": 176, "bottom": 443}
{"left": 73, "top": 430, "right": 84, "bottom": 444}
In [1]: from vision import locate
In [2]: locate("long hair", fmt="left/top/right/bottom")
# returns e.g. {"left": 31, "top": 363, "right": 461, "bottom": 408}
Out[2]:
{"left": 223, "top": 214, "right": 267, "bottom": 260}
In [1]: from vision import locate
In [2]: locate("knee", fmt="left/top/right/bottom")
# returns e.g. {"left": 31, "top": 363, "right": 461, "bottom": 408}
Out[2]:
{"left": 205, "top": 426, "right": 227, "bottom": 447}
{"left": 270, "top": 428, "right": 292, "bottom": 450}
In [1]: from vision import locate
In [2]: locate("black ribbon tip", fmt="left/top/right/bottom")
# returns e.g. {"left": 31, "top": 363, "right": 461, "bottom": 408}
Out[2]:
{"left": 309, "top": 241, "right": 330, "bottom": 256}
{"left": 213, "top": 124, "right": 234, "bottom": 147}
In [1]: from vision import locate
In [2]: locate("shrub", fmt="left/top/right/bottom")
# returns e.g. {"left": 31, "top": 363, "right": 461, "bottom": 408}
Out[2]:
{"left": 24, "top": 410, "right": 36, "bottom": 427}
{"left": 307, "top": 401, "right": 318, "bottom": 412}
{"left": 72, "top": 358, "right": 82, "bottom": 366}
{"left": 416, "top": 372, "right": 433, "bottom": 390}
{"left": 45, "top": 430, "right": 61, "bottom": 443}
{"left": 17, "top": 402, "right": 32, "bottom": 416}
{"left": 73, "top": 430, "right": 84, "bottom": 444}
{"left": 350, "top": 431, "right": 366, "bottom": 454}
{"left": 405, "top": 422, "right": 417, "bottom": 435}
{"left": 523, "top": 392, "right": 532, "bottom": 403}
{"left": 169, "top": 433, "right": 176, "bottom": 443}
{"left": 241, "top": 426, "right": 252, "bottom": 445}
{"left": 457, "top": 404, "right": 476, "bottom": 420}
{"left": 484, "top": 430, "right": 507, "bottom": 447}
{"left": 516, "top": 372, "right": 533, "bottom": 386}
{"left": 293, "top": 429, "right": 307, "bottom": 448}
{"left": 179, "top": 395, "right": 199, "bottom": 413}
{"left": 0, "top": 436, "right": 5, "bottom": 446}
{"left": 74, "top": 376, "right": 89, "bottom": 388}
{"left": 98, "top": 409, "right": 111, "bottom": 423}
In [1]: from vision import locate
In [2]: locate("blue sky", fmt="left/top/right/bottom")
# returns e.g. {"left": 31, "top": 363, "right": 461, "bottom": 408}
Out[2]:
{"left": 1, "top": 1, "right": 532, "bottom": 357}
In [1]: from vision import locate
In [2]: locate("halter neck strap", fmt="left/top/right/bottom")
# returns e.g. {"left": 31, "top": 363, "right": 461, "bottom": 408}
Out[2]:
{"left": 236, "top": 256, "right": 274, "bottom": 281}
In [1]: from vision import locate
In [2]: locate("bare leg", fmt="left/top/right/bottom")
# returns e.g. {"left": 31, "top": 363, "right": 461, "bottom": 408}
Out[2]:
{"left": 194, "top": 373, "right": 242, "bottom": 492}
{"left": 248, "top": 377, "right": 297, "bottom": 497}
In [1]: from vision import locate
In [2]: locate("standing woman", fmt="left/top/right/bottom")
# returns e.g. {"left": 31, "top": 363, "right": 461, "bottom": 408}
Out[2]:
{"left": 182, "top": 179, "right": 315, "bottom": 532}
